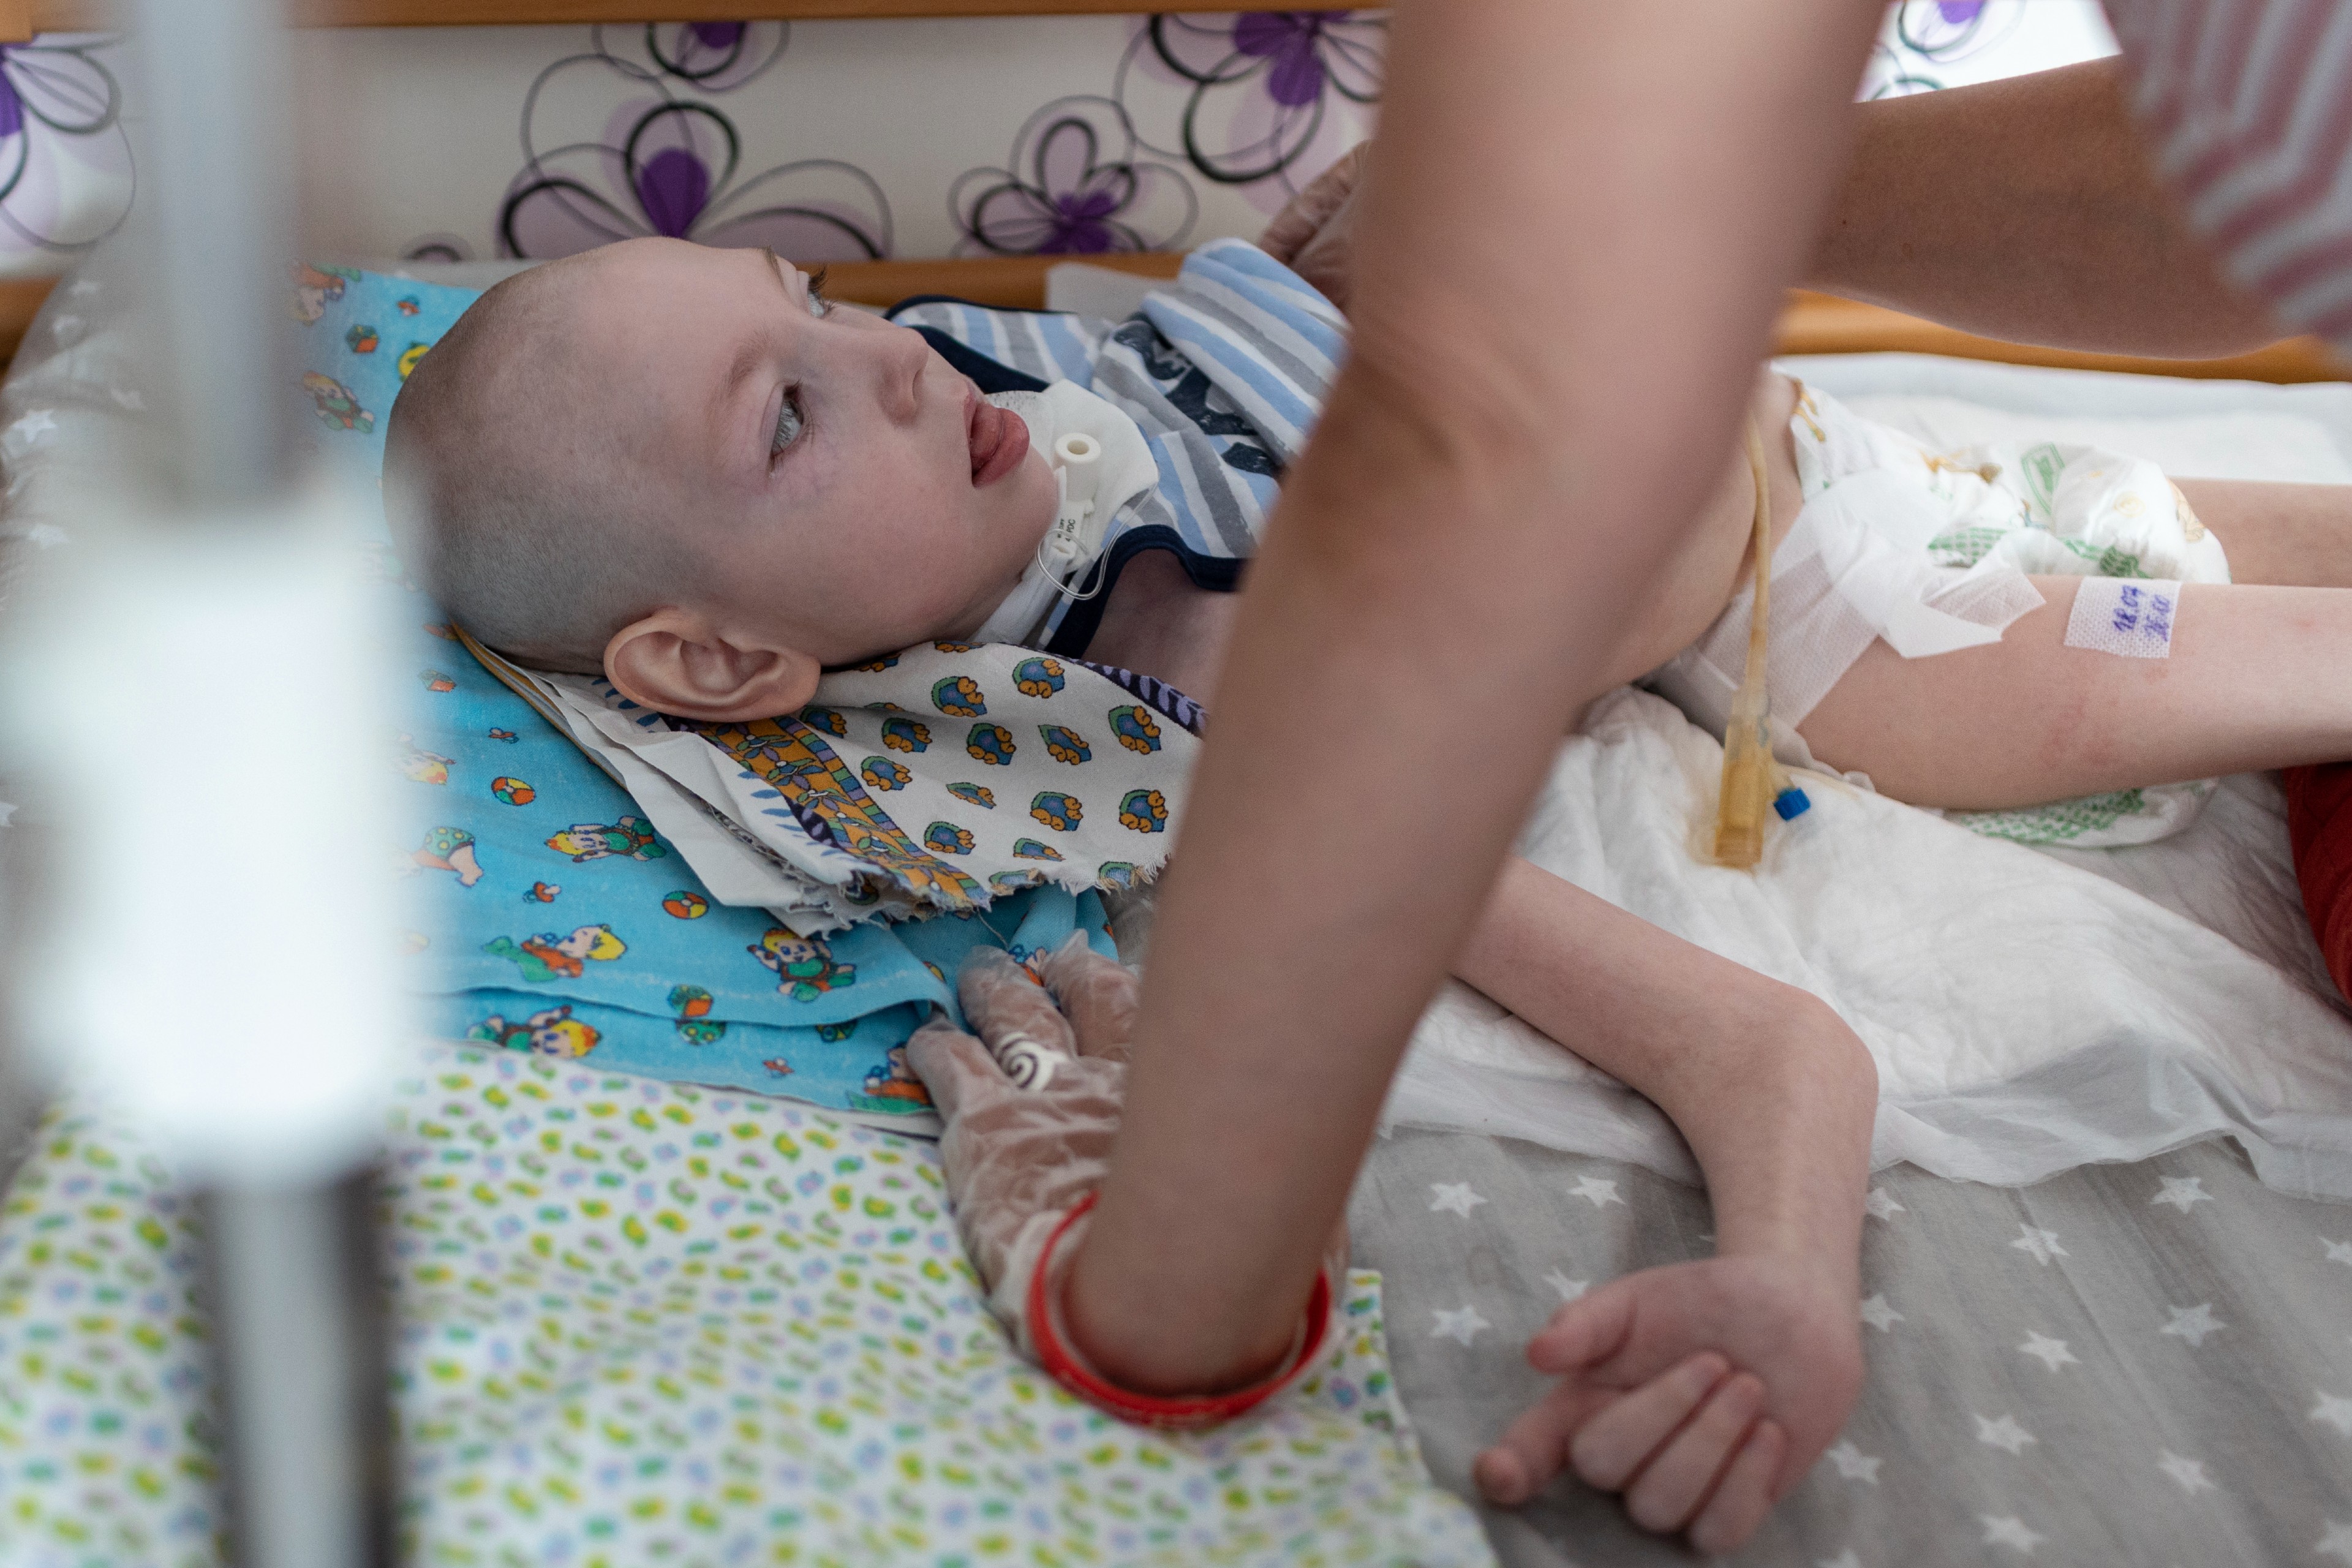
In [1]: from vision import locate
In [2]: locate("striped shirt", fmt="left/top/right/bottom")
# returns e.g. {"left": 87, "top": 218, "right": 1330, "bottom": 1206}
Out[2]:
{"left": 2109, "top": 0, "right": 2352, "bottom": 345}
{"left": 890, "top": 238, "right": 1346, "bottom": 655}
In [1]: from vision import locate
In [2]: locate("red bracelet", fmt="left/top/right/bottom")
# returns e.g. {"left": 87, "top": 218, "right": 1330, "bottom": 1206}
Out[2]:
{"left": 1025, "top": 1191, "right": 1336, "bottom": 1430}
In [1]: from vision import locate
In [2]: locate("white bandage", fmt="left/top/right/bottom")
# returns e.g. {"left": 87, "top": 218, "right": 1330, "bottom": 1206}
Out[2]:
{"left": 2064, "top": 577, "right": 2180, "bottom": 659}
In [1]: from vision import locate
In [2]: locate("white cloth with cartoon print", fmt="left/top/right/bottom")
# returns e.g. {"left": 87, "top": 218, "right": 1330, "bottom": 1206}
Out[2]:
{"left": 483, "top": 639, "right": 1206, "bottom": 936}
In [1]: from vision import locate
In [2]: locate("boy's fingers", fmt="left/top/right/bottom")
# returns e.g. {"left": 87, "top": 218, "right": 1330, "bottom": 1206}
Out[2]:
{"left": 1039, "top": 932, "right": 1140, "bottom": 1063}
{"left": 958, "top": 948, "right": 1077, "bottom": 1066}
{"left": 1473, "top": 1380, "right": 1621, "bottom": 1507}
{"left": 1620, "top": 1370, "right": 1764, "bottom": 1536}
{"left": 1567, "top": 1351, "right": 1728, "bottom": 1491}
{"left": 1688, "top": 1420, "right": 1785, "bottom": 1556}
{"left": 1527, "top": 1278, "right": 1637, "bottom": 1376}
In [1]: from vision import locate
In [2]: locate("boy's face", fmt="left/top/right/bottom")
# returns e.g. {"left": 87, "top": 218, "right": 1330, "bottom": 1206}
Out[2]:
{"left": 568, "top": 239, "right": 1057, "bottom": 663}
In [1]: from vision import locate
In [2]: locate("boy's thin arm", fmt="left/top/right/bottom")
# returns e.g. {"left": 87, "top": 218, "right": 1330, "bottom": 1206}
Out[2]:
{"left": 1811, "top": 59, "right": 2283, "bottom": 356}
{"left": 1453, "top": 860, "right": 1874, "bottom": 1283}
{"left": 1062, "top": 0, "right": 1888, "bottom": 1395}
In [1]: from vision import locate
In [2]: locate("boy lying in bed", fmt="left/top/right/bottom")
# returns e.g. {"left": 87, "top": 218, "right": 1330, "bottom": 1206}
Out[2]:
{"left": 382, "top": 233, "right": 2352, "bottom": 1553}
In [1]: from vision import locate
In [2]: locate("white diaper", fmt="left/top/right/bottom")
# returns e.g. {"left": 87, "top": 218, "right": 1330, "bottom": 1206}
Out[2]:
{"left": 1647, "top": 383, "right": 2234, "bottom": 846}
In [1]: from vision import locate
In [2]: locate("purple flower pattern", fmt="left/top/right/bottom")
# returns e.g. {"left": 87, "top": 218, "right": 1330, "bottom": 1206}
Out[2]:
{"left": 949, "top": 97, "right": 1196, "bottom": 257}
{"left": 1116, "top": 12, "right": 1383, "bottom": 189}
{"left": 1866, "top": 0, "right": 2026, "bottom": 99}
{"left": 0, "top": 34, "right": 130, "bottom": 254}
{"left": 496, "top": 24, "right": 889, "bottom": 263}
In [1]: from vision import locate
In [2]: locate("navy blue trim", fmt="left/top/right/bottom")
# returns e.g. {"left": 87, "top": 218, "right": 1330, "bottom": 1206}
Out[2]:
{"left": 908, "top": 326, "right": 1049, "bottom": 395}
{"left": 1041, "top": 527, "right": 1243, "bottom": 660}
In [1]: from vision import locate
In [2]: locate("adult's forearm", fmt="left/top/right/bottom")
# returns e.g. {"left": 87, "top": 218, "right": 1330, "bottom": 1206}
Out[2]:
{"left": 1062, "top": 0, "right": 1888, "bottom": 1395}
{"left": 1812, "top": 59, "right": 2282, "bottom": 356}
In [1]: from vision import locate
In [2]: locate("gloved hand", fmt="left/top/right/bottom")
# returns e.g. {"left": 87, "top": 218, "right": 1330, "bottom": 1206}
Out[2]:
{"left": 1259, "top": 139, "right": 1367, "bottom": 311}
{"left": 907, "top": 933, "right": 1346, "bottom": 1419}
{"left": 905, "top": 933, "right": 1139, "bottom": 1357}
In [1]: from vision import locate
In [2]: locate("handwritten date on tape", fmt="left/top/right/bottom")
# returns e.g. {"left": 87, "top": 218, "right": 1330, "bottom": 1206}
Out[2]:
{"left": 2065, "top": 577, "right": 2179, "bottom": 659}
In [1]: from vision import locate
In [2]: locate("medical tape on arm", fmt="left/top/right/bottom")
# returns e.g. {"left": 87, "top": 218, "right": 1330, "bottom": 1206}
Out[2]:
{"left": 2064, "top": 577, "right": 2180, "bottom": 658}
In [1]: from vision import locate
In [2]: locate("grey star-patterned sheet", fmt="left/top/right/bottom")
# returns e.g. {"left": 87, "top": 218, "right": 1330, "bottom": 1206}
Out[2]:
{"left": 1348, "top": 1127, "right": 2352, "bottom": 1568}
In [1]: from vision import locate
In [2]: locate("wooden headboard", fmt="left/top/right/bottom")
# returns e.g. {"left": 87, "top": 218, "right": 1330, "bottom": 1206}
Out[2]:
{"left": 0, "top": 250, "right": 2339, "bottom": 382}
{"left": 0, "top": 0, "right": 1351, "bottom": 34}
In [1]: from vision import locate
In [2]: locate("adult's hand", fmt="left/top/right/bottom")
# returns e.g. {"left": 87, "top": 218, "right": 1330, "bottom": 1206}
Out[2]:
{"left": 1260, "top": 141, "right": 1368, "bottom": 310}
{"left": 905, "top": 938, "right": 1137, "bottom": 1354}
{"left": 908, "top": 935, "right": 1344, "bottom": 1385}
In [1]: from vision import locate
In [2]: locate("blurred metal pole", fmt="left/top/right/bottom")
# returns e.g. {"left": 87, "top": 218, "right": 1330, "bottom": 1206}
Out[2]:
{"left": 129, "top": 2, "right": 395, "bottom": 1566}
{"left": 137, "top": 0, "right": 294, "bottom": 507}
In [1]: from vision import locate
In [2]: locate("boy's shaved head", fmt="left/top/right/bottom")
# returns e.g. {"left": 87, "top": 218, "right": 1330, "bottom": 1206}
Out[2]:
{"left": 377, "top": 235, "right": 1058, "bottom": 720}
{"left": 385, "top": 254, "right": 680, "bottom": 670}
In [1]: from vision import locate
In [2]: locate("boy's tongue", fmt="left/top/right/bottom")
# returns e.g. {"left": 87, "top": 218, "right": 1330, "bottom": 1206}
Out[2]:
{"left": 968, "top": 399, "right": 1028, "bottom": 486}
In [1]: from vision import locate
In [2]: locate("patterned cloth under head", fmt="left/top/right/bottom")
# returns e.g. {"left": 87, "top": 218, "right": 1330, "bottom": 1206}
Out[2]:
{"left": 276, "top": 264, "right": 1132, "bottom": 1120}
{"left": 489, "top": 639, "right": 1208, "bottom": 936}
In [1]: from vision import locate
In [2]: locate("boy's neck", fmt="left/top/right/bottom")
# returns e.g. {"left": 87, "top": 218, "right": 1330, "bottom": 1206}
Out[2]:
{"left": 1079, "top": 548, "right": 1237, "bottom": 708}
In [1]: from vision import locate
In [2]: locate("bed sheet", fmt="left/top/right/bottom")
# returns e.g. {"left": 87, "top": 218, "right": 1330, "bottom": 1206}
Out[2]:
{"left": 0, "top": 1044, "right": 1493, "bottom": 1568}
{"left": 1385, "top": 365, "right": 2352, "bottom": 1200}
{"left": 4, "top": 244, "right": 2349, "bottom": 1565}
{"left": 1349, "top": 1125, "right": 2352, "bottom": 1568}
{"left": 1346, "top": 355, "right": 2352, "bottom": 1565}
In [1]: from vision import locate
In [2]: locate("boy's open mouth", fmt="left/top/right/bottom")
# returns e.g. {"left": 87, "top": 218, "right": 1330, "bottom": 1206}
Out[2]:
{"left": 967, "top": 391, "right": 1028, "bottom": 487}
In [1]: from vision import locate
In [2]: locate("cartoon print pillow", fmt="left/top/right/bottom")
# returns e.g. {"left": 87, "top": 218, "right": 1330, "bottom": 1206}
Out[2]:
{"left": 287, "top": 262, "right": 478, "bottom": 502}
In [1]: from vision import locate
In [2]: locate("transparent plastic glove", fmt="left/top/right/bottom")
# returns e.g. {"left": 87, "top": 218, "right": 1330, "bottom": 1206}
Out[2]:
{"left": 908, "top": 932, "right": 1350, "bottom": 1392}
{"left": 1258, "top": 139, "right": 1366, "bottom": 311}
{"left": 904, "top": 934, "right": 1136, "bottom": 1355}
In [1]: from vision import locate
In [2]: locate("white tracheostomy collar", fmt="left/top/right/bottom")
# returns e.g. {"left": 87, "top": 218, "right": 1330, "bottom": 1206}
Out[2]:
{"left": 971, "top": 382, "right": 1159, "bottom": 648}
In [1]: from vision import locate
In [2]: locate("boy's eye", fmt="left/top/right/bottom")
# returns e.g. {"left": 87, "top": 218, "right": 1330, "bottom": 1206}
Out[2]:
{"left": 772, "top": 390, "right": 805, "bottom": 453}
{"left": 805, "top": 268, "right": 831, "bottom": 319}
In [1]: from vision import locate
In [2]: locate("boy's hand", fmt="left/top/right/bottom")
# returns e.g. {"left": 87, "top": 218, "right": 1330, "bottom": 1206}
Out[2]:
{"left": 1472, "top": 1251, "right": 1864, "bottom": 1555}
{"left": 1260, "top": 140, "right": 1368, "bottom": 310}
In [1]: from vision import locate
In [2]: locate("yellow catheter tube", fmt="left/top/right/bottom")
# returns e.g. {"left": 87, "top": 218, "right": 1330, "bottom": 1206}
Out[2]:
{"left": 1710, "top": 419, "right": 1776, "bottom": 869}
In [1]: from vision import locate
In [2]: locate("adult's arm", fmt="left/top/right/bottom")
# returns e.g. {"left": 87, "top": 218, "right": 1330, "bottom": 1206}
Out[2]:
{"left": 1063, "top": 0, "right": 1890, "bottom": 1393}
{"left": 1811, "top": 58, "right": 2284, "bottom": 355}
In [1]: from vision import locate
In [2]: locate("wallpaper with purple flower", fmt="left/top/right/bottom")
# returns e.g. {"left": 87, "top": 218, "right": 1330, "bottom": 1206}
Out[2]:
{"left": 0, "top": 3, "right": 2119, "bottom": 277}
{"left": 0, "top": 32, "right": 132, "bottom": 277}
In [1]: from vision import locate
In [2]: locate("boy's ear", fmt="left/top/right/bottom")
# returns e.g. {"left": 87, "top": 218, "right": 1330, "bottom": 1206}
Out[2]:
{"left": 603, "top": 609, "right": 821, "bottom": 721}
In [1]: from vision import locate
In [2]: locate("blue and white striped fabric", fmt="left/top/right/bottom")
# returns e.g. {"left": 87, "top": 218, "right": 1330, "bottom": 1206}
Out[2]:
{"left": 891, "top": 238, "right": 1347, "bottom": 656}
